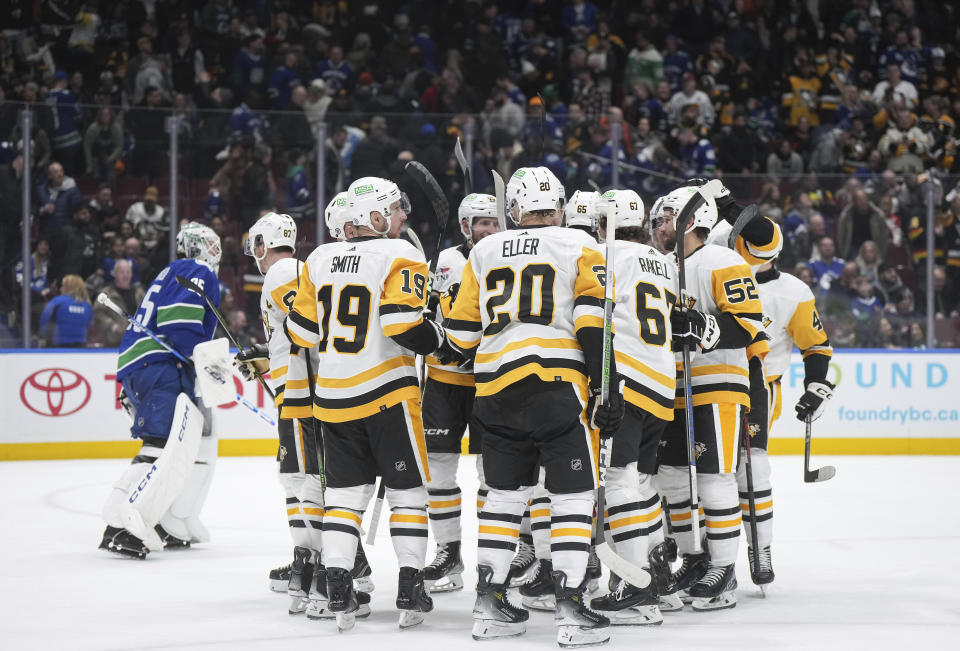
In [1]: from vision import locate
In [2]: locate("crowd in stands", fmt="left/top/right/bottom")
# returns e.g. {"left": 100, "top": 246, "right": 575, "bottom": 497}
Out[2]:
{"left": 1, "top": 0, "right": 960, "bottom": 348}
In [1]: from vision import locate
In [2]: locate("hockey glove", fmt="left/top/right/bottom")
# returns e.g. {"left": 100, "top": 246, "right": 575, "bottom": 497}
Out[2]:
{"left": 118, "top": 388, "right": 136, "bottom": 422}
{"left": 586, "top": 384, "right": 625, "bottom": 438}
{"left": 671, "top": 307, "right": 721, "bottom": 352}
{"left": 235, "top": 343, "right": 270, "bottom": 381}
{"left": 795, "top": 381, "right": 834, "bottom": 422}
{"left": 434, "top": 329, "right": 470, "bottom": 368}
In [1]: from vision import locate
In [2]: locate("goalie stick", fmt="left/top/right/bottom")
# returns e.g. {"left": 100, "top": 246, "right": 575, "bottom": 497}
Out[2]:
{"left": 726, "top": 204, "right": 760, "bottom": 249}
{"left": 175, "top": 274, "right": 275, "bottom": 400}
{"left": 804, "top": 416, "right": 836, "bottom": 483}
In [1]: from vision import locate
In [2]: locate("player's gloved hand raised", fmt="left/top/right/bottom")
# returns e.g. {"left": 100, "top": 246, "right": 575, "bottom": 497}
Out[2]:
{"left": 586, "top": 383, "right": 625, "bottom": 439}
{"left": 795, "top": 380, "right": 834, "bottom": 422}
{"left": 234, "top": 343, "right": 270, "bottom": 381}
{"left": 671, "top": 306, "right": 720, "bottom": 352}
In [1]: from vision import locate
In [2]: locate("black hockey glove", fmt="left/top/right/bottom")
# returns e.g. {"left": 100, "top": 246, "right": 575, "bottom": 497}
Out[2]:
{"left": 586, "top": 384, "right": 625, "bottom": 439}
{"left": 434, "top": 331, "right": 471, "bottom": 368}
{"left": 671, "top": 307, "right": 720, "bottom": 352}
{"left": 795, "top": 380, "right": 834, "bottom": 422}
{"left": 235, "top": 343, "right": 270, "bottom": 381}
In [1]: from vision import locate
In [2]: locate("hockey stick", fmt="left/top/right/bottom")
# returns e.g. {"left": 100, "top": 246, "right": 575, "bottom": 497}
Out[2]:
{"left": 492, "top": 170, "right": 507, "bottom": 234}
{"left": 675, "top": 189, "right": 708, "bottom": 554}
{"left": 740, "top": 412, "right": 764, "bottom": 594}
{"left": 99, "top": 293, "right": 275, "bottom": 425}
{"left": 804, "top": 416, "right": 836, "bottom": 483}
{"left": 175, "top": 274, "right": 275, "bottom": 400}
{"left": 454, "top": 137, "right": 473, "bottom": 195}
{"left": 726, "top": 204, "right": 760, "bottom": 249}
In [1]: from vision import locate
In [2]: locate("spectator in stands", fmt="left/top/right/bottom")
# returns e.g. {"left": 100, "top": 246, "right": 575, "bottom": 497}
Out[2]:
{"left": 227, "top": 309, "right": 257, "bottom": 347}
{"left": 272, "top": 85, "right": 312, "bottom": 152}
{"left": 351, "top": 116, "right": 400, "bottom": 180}
{"left": 766, "top": 138, "right": 804, "bottom": 184}
{"left": 35, "top": 162, "right": 82, "bottom": 237}
{"left": 855, "top": 240, "right": 882, "bottom": 282}
{"left": 715, "top": 108, "right": 762, "bottom": 173}
{"left": 128, "top": 86, "right": 170, "bottom": 180}
{"left": 15, "top": 238, "right": 51, "bottom": 325}
{"left": 876, "top": 262, "right": 906, "bottom": 306}
{"left": 837, "top": 189, "right": 890, "bottom": 261}
{"left": 674, "top": 126, "right": 715, "bottom": 177}
{"left": 45, "top": 71, "right": 84, "bottom": 176}
{"left": 284, "top": 149, "right": 312, "bottom": 221}
{"left": 887, "top": 288, "right": 925, "bottom": 347}
{"left": 267, "top": 50, "right": 302, "bottom": 109}
{"left": 38, "top": 274, "right": 93, "bottom": 347}
{"left": 83, "top": 107, "right": 123, "bottom": 187}
{"left": 314, "top": 45, "right": 353, "bottom": 93}
{"left": 100, "top": 236, "right": 139, "bottom": 285}
{"left": 808, "top": 236, "right": 845, "bottom": 286}
{"left": 667, "top": 72, "right": 714, "bottom": 128}
{"left": 125, "top": 187, "right": 168, "bottom": 253}
{"left": 304, "top": 79, "right": 332, "bottom": 127}
{"left": 93, "top": 260, "right": 144, "bottom": 347}
{"left": 240, "top": 144, "right": 273, "bottom": 229}
{"left": 878, "top": 108, "right": 933, "bottom": 173}
{"left": 625, "top": 31, "right": 662, "bottom": 91}
{"left": 232, "top": 34, "right": 267, "bottom": 97}
{"left": 88, "top": 183, "right": 121, "bottom": 237}
{"left": 927, "top": 265, "right": 960, "bottom": 319}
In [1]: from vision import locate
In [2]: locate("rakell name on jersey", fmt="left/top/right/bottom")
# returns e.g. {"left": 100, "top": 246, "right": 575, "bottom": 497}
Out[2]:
{"left": 330, "top": 255, "right": 361, "bottom": 273}
{"left": 502, "top": 237, "right": 540, "bottom": 257}
{"left": 638, "top": 257, "right": 671, "bottom": 280}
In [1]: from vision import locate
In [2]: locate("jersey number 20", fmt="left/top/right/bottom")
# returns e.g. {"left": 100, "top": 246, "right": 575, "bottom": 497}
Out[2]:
{"left": 484, "top": 264, "right": 555, "bottom": 335}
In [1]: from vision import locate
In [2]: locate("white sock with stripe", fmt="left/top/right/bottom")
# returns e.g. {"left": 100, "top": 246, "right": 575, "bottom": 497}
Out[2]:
{"left": 477, "top": 485, "right": 534, "bottom": 584}
{"left": 737, "top": 448, "right": 773, "bottom": 548}
{"left": 321, "top": 484, "right": 372, "bottom": 570}
{"left": 386, "top": 486, "right": 429, "bottom": 569}
{"left": 603, "top": 464, "right": 664, "bottom": 567}
{"left": 699, "top": 473, "right": 741, "bottom": 566}
{"left": 656, "top": 465, "right": 704, "bottom": 555}
{"left": 301, "top": 474, "right": 325, "bottom": 552}
{"left": 426, "top": 452, "right": 462, "bottom": 545}
{"left": 548, "top": 490, "right": 594, "bottom": 587}
{"left": 530, "top": 484, "right": 552, "bottom": 560}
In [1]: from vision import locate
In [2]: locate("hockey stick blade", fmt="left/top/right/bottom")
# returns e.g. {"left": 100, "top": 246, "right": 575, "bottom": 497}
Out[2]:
{"left": 595, "top": 542, "right": 652, "bottom": 589}
{"left": 492, "top": 170, "right": 507, "bottom": 234}
{"left": 365, "top": 480, "right": 387, "bottom": 545}
{"left": 805, "top": 465, "right": 837, "bottom": 483}
{"left": 454, "top": 137, "right": 472, "bottom": 195}
{"left": 727, "top": 204, "right": 760, "bottom": 249}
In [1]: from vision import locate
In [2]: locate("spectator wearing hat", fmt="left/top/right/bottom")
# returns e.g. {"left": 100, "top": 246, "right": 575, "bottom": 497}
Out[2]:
{"left": 304, "top": 78, "right": 332, "bottom": 127}
{"left": 35, "top": 161, "right": 82, "bottom": 237}
{"left": 125, "top": 187, "right": 169, "bottom": 253}
{"left": 667, "top": 72, "right": 714, "bottom": 128}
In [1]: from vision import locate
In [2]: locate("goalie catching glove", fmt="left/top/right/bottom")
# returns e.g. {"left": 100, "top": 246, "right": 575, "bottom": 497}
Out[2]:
{"left": 795, "top": 380, "right": 834, "bottom": 422}
{"left": 671, "top": 306, "right": 720, "bottom": 352}
{"left": 234, "top": 344, "right": 270, "bottom": 381}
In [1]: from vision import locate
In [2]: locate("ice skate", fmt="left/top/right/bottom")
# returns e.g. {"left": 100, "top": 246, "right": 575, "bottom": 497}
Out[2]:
{"left": 327, "top": 566, "right": 360, "bottom": 632}
{"left": 689, "top": 563, "right": 737, "bottom": 611}
{"left": 268, "top": 562, "right": 292, "bottom": 593}
{"left": 590, "top": 578, "right": 663, "bottom": 626}
{"left": 99, "top": 526, "right": 148, "bottom": 559}
{"left": 472, "top": 564, "right": 529, "bottom": 640}
{"left": 520, "top": 559, "right": 557, "bottom": 611}
{"left": 673, "top": 552, "right": 708, "bottom": 603}
{"left": 423, "top": 541, "right": 465, "bottom": 593}
{"left": 352, "top": 541, "right": 375, "bottom": 593}
{"left": 554, "top": 570, "right": 610, "bottom": 648}
{"left": 507, "top": 537, "right": 538, "bottom": 587}
{"left": 154, "top": 524, "right": 191, "bottom": 549}
{"left": 396, "top": 567, "right": 433, "bottom": 629}
{"left": 306, "top": 565, "right": 333, "bottom": 620}
{"left": 748, "top": 546, "right": 775, "bottom": 593}
{"left": 585, "top": 546, "right": 601, "bottom": 593}
{"left": 287, "top": 546, "right": 314, "bottom": 615}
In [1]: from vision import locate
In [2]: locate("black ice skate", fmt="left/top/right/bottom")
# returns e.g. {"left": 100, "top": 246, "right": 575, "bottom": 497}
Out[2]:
{"left": 673, "top": 552, "right": 709, "bottom": 604}
{"left": 307, "top": 565, "right": 372, "bottom": 621}
{"left": 99, "top": 526, "right": 148, "bottom": 559}
{"left": 519, "top": 559, "right": 556, "bottom": 610}
{"left": 689, "top": 563, "right": 737, "bottom": 611}
{"left": 352, "top": 541, "right": 375, "bottom": 593}
{"left": 553, "top": 570, "right": 611, "bottom": 648}
{"left": 646, "top": 541, "right": 682, "bottom": 612}
{"left": 327, "top": 566, "right": 361, "bottom": 632}
{"left": 268, "top": 561, "right": 292, "bottom": 593}
{"left": 748, "top": 546, "right": 775, "bottom": 593}
{"left": 507, "top": 536, "right": 537, "bottom": 587}
{"left": 472, "top": 564, "right": 529, "bottom": 641}
{"left": 287, "top": 546, "right": 315, "bottom": 615}
{"left": 154, "top": 524, "right": 191, "bottom": 549}
{"left": 423, "top": 541, "right": 465, "bottom": 593}
{"left": 590, "top": 579, "right": 662, "bottom": 626}
{"left": 396, "top": 566, "right": 433, "bottom": 629}
{"left": 585, "top": 546, "right": 601, "bottom": 592}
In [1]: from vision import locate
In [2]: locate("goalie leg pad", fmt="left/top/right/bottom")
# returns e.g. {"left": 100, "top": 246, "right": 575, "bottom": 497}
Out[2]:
{"left": 122, "top": 393, "right": 204, "bottom": 551}
{"left": 159, "top": 424, "right": 217, "bottom": 544}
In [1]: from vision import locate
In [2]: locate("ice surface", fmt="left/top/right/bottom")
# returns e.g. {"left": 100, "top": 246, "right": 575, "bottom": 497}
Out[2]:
{"left": 2, "top": 455, "right": 958, "bottom": 650}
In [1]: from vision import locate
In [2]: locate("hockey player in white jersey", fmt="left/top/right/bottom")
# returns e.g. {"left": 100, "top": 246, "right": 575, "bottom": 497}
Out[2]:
{"left": 653, "top": 186, "right": 767, "bottom": 611}
{"left": 444, "top": 166, "right": 623, "bottom": 647}
{"left": 286, "top": 176, "right": 450, "bottom": 631}
{"left": 421, "top": 193, "right": 500, "bottom": 593}
{"left": 744, "top": 221, "right": 833, "bottom": 584}
{"left": 586, "top": 189, "right": 680, "bottom": 624}
{"left": 564, "top": 190, "right": 600, "bottom": 236}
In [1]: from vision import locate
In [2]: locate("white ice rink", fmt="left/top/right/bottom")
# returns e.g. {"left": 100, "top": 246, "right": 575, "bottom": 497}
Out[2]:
{"left": 2, "top": 454, "right": 958, "bottom": 650}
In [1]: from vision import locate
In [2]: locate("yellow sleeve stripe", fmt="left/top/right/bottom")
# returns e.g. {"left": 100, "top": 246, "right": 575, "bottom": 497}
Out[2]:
{"left": 314, "top": 355, "right": 416, "bottom": 389}
{"left": 287, "top": 323, "right": 317, "bottom": 350}
{"left": 574, "top": 315, "right": 604, "bottom": 331}
{"left": 475, "top": 337, "right": 580, "bottom": 364}
{"left": 746, "top": 339, "right": 769, "bottom": 360}
{"left": 802, "top": 347, "right": 833, "bottom": 359}
{"left": 689, "top": 364, "right": 749, "bottom": 378}
{"left": 382, "top": 256, "right": 430, "bottom": 309}
{"left": 448, "top": 332, "right": 480, "bottom": 350}
{"left": 383, "top": 316, "right": 423, "bottom": 337}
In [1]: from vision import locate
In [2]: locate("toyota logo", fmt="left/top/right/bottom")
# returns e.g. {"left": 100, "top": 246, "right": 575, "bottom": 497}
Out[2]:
{"left": 20, "top": 368, "right": 92, "bottom": 417}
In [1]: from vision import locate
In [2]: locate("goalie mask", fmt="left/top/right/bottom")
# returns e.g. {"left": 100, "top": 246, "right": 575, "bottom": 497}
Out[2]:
{"left": 346, "top": 176, "right": 411, "bottom": 236}
{"left": 177, "top": 222, "right": 222, "bottom": 271}
{"left": 506, "top": 166, "right": 565, "bottom": 225}
{"left": 564, "top": 190, "right": 600, "bottom": 231}
{"left": 244, "top": 212, "right": 296, "bottom": 273}
{"left": 324, "top": 191, "right": 350, "bottom": 240}
{"left": 458, "top": 193, "right": 499, "bottom": 243}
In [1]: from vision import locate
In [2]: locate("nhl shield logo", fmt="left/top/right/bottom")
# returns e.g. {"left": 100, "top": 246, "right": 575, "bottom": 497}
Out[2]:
{"left": 395, "top": 460, "right": 407, "bottom": 472}
{"left": 570, "top": 458, "right": 583, "bottom": 471}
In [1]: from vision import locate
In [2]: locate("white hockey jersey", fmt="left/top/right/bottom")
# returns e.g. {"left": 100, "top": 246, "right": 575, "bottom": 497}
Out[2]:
{"left": 286, "top": 237, "right": 429, "bottom": 422}
{"left": 425, "top": 244, "right": 473, "bottom": 386}
{"left": 674, "top": 243, "right": 766, "bottom": 408}
{"left": 611, "top": 240, "right": 678, "bottom": 421}
{"left": 445, "top": 225, "right": 606, "bottom": 397}
{"left": 756, "top": 269, "right": 832, "bottom": 381}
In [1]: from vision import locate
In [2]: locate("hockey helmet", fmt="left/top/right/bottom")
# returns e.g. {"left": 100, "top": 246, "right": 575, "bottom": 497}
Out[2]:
{"left": 324, "top": 191, "right": 350, "bottom": 240}
{"left": 177, "top": 222, "right": 222, "bottom": 270}
{"left": 653, "top": 185, "right": 718, "bottom": 233}
{"left": 458, "top": 193, "right": 499, "bottom": 241}
{"left": 598, "top": 188, "right": 645, "bottom": 232}
{"left": 346, "top": 176, "right": 411, "bottom": 236}
{"left": 245, "top": 212, "right": 297, "bottom": 257}
{"left": 505, "top": 166, "right": 565, "bottom": 225}
{"left": 564, "top": 190, "right": 600, "bottom": 230}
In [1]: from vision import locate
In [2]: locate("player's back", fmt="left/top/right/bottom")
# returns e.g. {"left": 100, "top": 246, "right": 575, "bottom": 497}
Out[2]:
{"left": 451, "top": 225, "right": 606, "bottom": 397}
{"left": 259, "top": 257, "right": 310, "bottom": 410}
{"left": 758, "top": 269, "right": 829, "bottom": 381}
{"left": 117, "top": 257, "right": 219, "bottom": 379}
{"left": 612, "top": 240, "right": 677, "bottom": 420}
{"left": 288, "top": 237, "right": 427, "bottom": 422}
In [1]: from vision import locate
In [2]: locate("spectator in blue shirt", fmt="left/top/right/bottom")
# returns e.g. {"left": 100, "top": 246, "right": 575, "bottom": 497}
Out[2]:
{"left": 563, "top": 0, "right": 598, "bottom": 42}
{"left": 662, "top": 34, "right": 693, "bottom": 92}
{"left": 232, "top": 35, "right": 267, "bottom": 97}
{"left": 38, "top": 274, "right": 93, "bottom": 347}
{"left": 45, "top": 71, "right": 84, "bottom": 176}
{"left": 314, "top": 46, "right": 352, "bottom": 93}
{"left": 285, "top": 148, "right": 312, "bottom": 220}
{"left": 267, "top": 50, "right": 301, "bottom": 109}
{"left": 808, "top": 236, "right": 846, "bottom": 286}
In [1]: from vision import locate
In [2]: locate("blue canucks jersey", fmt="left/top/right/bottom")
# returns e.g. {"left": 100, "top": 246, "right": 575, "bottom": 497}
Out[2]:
{"left": 117, "top": 258, "right": 220, "bottom": 380}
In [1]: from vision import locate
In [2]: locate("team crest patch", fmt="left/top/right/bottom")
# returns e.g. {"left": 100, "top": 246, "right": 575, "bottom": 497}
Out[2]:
{"left": 684, "top": 295, "right": 697, "bottom": 310}
{"left": 762, "top": 315, "right": 772, "bottom": 328}
{"left": 570, "top": 458, "right": 583, "bottom": 471}
{"left": 278, "top": 446, "right": 287, "bottom": 462}
{"left": 694, "top": 442, "right": 707, "bottom": 459}
{"left": 748, "top": 423, "right": 761, "bottom": 438}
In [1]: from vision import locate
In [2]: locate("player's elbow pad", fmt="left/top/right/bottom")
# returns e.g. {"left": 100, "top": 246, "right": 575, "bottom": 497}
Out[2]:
{"left": 713, "top": 313, "right": 753, "bottom": 349}
{"left": 390, "top": 319, "right": 442, "bottom": 356}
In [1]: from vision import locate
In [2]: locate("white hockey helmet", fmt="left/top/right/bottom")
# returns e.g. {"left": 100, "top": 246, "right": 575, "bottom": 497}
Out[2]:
{"left": 245, "top": 212, "right": 297, "bottom": 257}
{"left": 458, "top": 193, "right": 499, "bottom": 240}
{"left": 598, "top": 188, "right": 645, "bottom": 231}
{"left": 653, "top": 185, "right": 718, "bottom": 233}
{"left": 564, "top": 190, "right": 600, "bottom": 230}
{"left": 177, "top": 222, "right": 222, "bottom": 270}
{"left": 324, "top": 191, "right": 350, "bottom": 240}
{"left": 346, "top": 176, "right": 411, "bottom": 236}
{"left": 506, "top": 166, "right": 565, "bottom": 225}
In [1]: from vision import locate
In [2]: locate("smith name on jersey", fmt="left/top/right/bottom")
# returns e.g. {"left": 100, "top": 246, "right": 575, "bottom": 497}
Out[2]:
{"left": 117, "top": 258, "right": 220, "bottom": 379}
{"left": 444, "top": 226, "right": 606, "bottom": 397}
{"left": 285, "top": 237, "right": 429, "bottom": 422}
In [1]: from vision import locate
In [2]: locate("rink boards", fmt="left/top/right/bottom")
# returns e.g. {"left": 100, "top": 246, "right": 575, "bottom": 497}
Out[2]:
{"left": 1, "top": 349, "right": 957, "bottom": 460}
